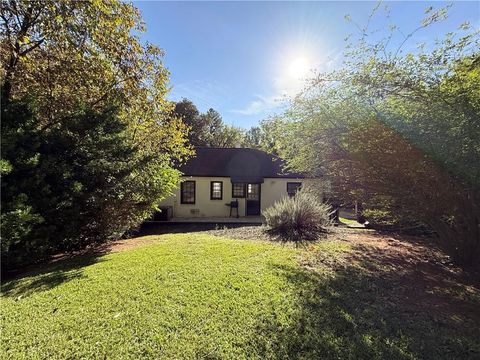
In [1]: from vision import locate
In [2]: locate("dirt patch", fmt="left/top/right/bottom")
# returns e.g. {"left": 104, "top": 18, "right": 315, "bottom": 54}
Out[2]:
{"left": 104, "top": 236, "right": 164, "bottom": 253}
{"left": 331, "top": 229, "right": 480, "bottom": 322}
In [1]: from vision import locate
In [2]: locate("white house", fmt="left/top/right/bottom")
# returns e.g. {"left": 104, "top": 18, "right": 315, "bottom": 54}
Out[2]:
{"left": 156, "top": 147, "right": 311, "bottom": 220}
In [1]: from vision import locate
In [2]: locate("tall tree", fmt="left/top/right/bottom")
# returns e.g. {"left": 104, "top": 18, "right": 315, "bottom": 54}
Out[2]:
{"left": 201, "top": 108, "right": 243, "bottom": 147}
{"left": 173, "top": 100, "right": 243, "bottom": 148}
{"left": 173, "top": 98, "right": 206, "bottom": 146}
{"left": 0, "top": 0, "right": 190, "bottom": 162}
{"left": 210, "top": 124, "right": 244, "bottom": 148}
{"left": 242, "top": 117, "right": 288, "bottom": 155}
{"left": 204, "top": 108, "right": 223, "bottom": 139}
{"left": 2, "top": 97, "right": 183, "bottom": 270}
{"left": 243, "top": 127, "right": 262, "bottom": 148}
{"left": 274, "top": 6, "right": 480, "bottom": 265}
{"left": 0, "top": 0, "right": 191, "bottom": 269}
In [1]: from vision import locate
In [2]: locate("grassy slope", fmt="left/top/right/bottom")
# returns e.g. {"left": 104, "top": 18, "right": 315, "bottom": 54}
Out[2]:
{"left": 2, "top": 234, "right": 304, "bottom": 359}
{"left": 1, "top": 233, "right": 479, "bottom": 359}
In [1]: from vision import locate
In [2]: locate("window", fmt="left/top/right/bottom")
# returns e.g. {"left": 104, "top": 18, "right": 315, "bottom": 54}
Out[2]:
{"left": 247, "top": 183, "right": 260, "bottom": 200}
{"left": 232, "top": 183, "right": 246, "bottom": 198}
{"left": 181, "top": 181, "right": 195, "bottom": 204}
{"left": 210, "top": 181, "right": 223, "bottom": 200}
{"left": 287, "top": 182, "right": 302, "bottom": 197}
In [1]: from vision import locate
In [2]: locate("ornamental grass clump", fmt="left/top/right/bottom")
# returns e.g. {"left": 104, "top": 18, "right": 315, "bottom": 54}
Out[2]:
{"left": 263, "top": 190, "right": 332, "bottom": 243}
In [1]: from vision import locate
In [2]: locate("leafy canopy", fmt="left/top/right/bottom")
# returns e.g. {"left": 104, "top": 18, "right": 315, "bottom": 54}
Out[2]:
{"left": 0, "top": 0, "right": 191, "bottom": 269}
{"left": 267, "top": 5, "right": 480, "bottom": 265}
{"left": 173, "top": 98, "right": 244, "bottom": 147}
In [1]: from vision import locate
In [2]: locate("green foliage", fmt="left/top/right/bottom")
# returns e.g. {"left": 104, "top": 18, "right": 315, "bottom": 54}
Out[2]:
{"left": 0, "top": 1, "right": 191, "bottom": 269}
{"left": 174, "top": 98, "right": 244, "bottom": 147}
{"left": 0, "top": 159, "right": 13, "bottom": 174}
{"left": 1, "top": 97, "right": 46, "bottom": 265}
{"left": 1, "top": 97, "right": 180, "bottom": 270}
{"left": 210, "top": 123, "right": 244, "bottom": 148}
{"left": 242, "top": 118, "right": 287, "bottom": 154}
{"left": 362, "top": 209, "right": 399, "bottom": 226}
{"left": 0, "top": 0, "right": 192, "bottom": 176}
{"left": 263, "top": 190, "right": 332, "bottom": 242}
{"left": 173, "top": 98, "right": 203, "bottom": 145}
{"left": 268, "top": 5, "right": 480, "bottom": 265}
{"left": 242, "top": 126, "right": 262, "bottom": 148}
{"left": 362, "top": 196, "right": 425, "bottom": 230}
{"left": 199, "top": 108, "right": 244, "bottom": 147}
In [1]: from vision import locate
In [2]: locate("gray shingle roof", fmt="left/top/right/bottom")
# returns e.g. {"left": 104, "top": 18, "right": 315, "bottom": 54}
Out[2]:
{"left": 179, "top": 147, "right": 305, "bottom": 183}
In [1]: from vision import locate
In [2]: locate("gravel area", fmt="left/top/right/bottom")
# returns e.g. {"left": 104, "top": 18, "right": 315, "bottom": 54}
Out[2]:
{"left": 205, "top": 225, "right": 273, "bottom": 241}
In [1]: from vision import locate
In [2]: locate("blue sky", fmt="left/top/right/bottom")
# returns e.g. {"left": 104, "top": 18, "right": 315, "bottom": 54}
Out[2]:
{"left": 134, "top": 1, "right": 479, "bottom": 129}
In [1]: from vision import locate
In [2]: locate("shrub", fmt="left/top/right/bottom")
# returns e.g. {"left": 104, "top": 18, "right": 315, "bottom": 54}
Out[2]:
{"left": 1, "top": 98, "right": 182, "bottom": 271}
{"left": 263, "top": 190, "right": 332, "bottom": 243}
{"left": 362, "top": 209, "right": 399, "bottom": 226}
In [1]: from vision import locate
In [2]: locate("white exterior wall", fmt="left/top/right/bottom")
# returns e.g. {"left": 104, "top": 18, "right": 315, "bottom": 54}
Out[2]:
{"left": 261, "top": 178, "right": 307, "bottom": 210}
{"left": 158, "top": 176, "right": 246, "bottom": 218}
{"left": 159, "top": 176, "right": 316, "bottom": 218}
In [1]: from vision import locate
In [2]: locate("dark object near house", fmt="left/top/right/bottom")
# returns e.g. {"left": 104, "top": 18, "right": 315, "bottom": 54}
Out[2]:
{"left": 225, "top": 199, "right": 239, "bottom": 218}
{"left": 357, "top": 214, "right": 367, "bottom": 224}
{"left": 153, "top": 206, "right": 173, "bottom": 221}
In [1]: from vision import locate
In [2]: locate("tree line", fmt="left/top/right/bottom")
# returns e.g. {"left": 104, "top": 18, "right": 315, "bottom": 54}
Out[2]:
{"left": 172, "top": 97, "right": 283, "bottom": 150}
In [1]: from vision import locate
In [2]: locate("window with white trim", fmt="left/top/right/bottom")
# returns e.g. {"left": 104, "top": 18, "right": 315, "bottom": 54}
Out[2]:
{"left": 181, "top": 181, "right": 195, "bottom": 204}
{"left": 210, "top": 181, "right": 223, "bottom": 200}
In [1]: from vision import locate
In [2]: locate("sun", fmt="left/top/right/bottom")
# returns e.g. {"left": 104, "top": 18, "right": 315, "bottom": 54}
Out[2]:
{"left": 287, "top": 57, "right": 310, "bottom": 79}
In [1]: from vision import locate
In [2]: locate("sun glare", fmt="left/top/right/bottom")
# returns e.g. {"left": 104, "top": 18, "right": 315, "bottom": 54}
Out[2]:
{"left": 287, "top": 57, "right": 310, "bottom": 79}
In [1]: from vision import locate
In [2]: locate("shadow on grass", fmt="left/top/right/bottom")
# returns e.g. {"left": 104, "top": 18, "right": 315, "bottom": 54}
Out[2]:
{"left": 2, "top": 223, "right": 261, "bottom": 297}
{"left": 139, "top": 222, "right": 261, "bottom": 236}
{"left": 256, "top": 260, "right": 480, "bottom": 359}
{"left": 1, "top": 254, "right": 105, "bottom": 299}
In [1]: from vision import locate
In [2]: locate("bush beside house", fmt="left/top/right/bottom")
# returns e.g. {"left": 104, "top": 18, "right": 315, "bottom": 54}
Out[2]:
{"left": 263, "top": 190, "right": 332, "bottom": 243}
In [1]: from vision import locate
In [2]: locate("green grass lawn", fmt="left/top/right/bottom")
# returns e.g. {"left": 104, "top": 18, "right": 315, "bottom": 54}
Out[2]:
{"left": 2, "top": 232, "right": 479, "bottom": 359}
{"left": 339, "top": 216, "right": 364, "bottom": 227}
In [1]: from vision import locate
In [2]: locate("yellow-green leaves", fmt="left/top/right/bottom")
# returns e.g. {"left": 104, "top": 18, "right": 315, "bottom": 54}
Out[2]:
{"left": 1, "top": 0, "right": 190, "bottom": 166}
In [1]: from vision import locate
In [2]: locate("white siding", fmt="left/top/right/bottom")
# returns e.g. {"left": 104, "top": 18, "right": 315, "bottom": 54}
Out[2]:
{"left": 261, "top": 178, "right": 305, "bottom": 210}
{"left": 158, "top": 176, "right": 245, "bottom": 218}
{"left": 158, "top": 176, "right": 317, "bottom": 218}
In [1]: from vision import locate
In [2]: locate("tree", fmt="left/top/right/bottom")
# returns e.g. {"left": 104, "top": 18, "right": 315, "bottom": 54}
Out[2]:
{"left": 173, "top": 98, "right": 208, "bottom": 146}
{"left": 1, "top": 97, "right": 44, "bottom": 269}
{"left": 203, "top": 108, "right": 223, "bottom": 140}
{"left": 243, "top": 127, "right": 261, "bottom": 148}
{"left": 210, "top": 124, "right": 244, "bottom": 148}
{"left": 202, "top": 108, "right": 244, "bottom": 147}
{"left": 273, "top": 6, "right": 480, "bottom": 266}
{"left": 0, "top": 0, "right": 190, "bottom": 162}
{"left": 173, "top": 100, "right": 243, "bottom": 148}
{"left": 1, "top": 97, "right": 182, "bottom": 270}
{"left": 0, "top": 0, "right": 191, "bottom": 269}
{"left": 242, "top": 118, "right": 286, "bottom": 153}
